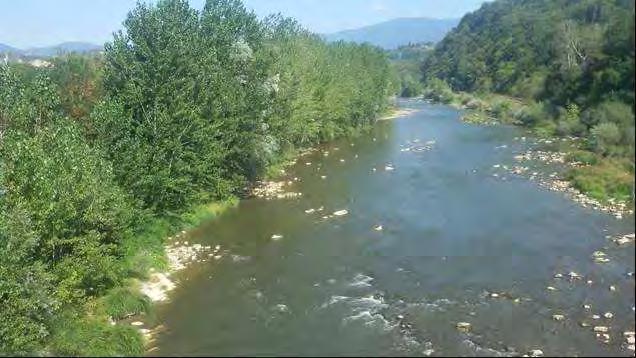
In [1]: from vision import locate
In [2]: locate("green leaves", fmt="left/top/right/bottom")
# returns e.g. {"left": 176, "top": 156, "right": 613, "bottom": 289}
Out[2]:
{"left": 0, "top": 1, "right": 392, "bottom": 355}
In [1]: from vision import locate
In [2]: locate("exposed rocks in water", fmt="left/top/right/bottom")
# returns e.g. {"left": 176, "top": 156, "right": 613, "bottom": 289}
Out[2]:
{"left": 456, "top": 322, "right": 472, "bottom": 332}
{"left": 552, "top": 314, "right": 565, "bottom": 321}
{"left": 381, "top": 108, "right": 420, "bottom": 120}
{"left": 374, "top": 225, "right": 383, "bottom": 231}
{"left": 385, "top": 164, "right": 395, "bottom": 171}
{"left": 624, "top": 332, "right": 635, "bottom": 352}
{"left": 140, "top": 272, "right": 176, "bottom": 302}
{"left": 507, "top": 149, "right": 633, "bottom": 218}
{"left": 567, "top": 271, "right": 583, "bottom": 280}
{"left": 596, "top": 333, "right": 611, "bottom": 344}
{"left": 528, "top": 349, "right": 544, "bottom": 357}
{"left": 141, "top": 233, "right": 221, "bottom": 303}
{"left": 400, "top": 139, "right": 435, "bottom": 153}
{"left": 333, "top": 209, "right": 348, "bottom": 216}
{"left": 271, "top": 234, "right": 283, "bottom": 241}
{"left": 610, "top": 233, "right": 635, "bottom": 246}
{"left": 251, "top": 180, "right": 302, "bottom": 200}
{"left": 514, "top": 150, "right": 567, "bottom": 165}
{"left": 592, "top": 251, "right": 610, "bottom": 263}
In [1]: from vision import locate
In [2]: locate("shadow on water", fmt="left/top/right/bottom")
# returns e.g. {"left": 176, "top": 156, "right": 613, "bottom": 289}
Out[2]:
{"left": 150, "top": 99, "right": 635, "bottom": 357}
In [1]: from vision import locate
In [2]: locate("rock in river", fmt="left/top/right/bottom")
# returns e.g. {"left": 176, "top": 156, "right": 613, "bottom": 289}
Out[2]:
{"left": 456, "top": 322, "right": 471, "bottom": 332}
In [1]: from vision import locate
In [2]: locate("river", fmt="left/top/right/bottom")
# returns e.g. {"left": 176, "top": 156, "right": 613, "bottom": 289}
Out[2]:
{"left": 149, "top": 100, "right": 635, "bottom": 356}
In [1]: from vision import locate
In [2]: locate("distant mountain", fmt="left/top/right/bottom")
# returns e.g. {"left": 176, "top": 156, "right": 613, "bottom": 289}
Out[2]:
{"left": 324, "top": 18, "right": 459, "bottom": 49}
{"left": 0, "top": 42, "right": 102, "bottom": 58}
{"left": 0, "top": 43, "right": 21, "bottom": 53}
{"left": 24, "top": 42, "right": 103, "bottom": 57}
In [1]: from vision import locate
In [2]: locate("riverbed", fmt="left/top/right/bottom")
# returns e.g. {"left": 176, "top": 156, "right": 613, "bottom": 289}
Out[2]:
{"left": 148, "top": 100, "right": 635, "bottom": 356}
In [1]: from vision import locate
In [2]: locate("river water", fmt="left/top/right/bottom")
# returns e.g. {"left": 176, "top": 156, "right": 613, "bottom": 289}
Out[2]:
{"left": 150, "top": 100, "right": 634, "bottom": 357}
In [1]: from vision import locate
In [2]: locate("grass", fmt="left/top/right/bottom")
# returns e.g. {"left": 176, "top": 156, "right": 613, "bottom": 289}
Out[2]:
{"left": 49, "top": 311, "right": 144, "bottom": 357}
{"left": 99, "top": 287, "right": 152, "bottom": 320}
{"left": 567, "top": 159, "right": 634, "bottom": 203}
{"left": 424, "top": 85, "right": 635, "bottom": 206}
{"left": 44, "top": 196, "right": 240, "bottom": 356}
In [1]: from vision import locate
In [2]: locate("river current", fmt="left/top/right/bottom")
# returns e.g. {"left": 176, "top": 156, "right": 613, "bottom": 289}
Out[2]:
{"left": 150, "top": 100, "right": 635, "bottom": 357}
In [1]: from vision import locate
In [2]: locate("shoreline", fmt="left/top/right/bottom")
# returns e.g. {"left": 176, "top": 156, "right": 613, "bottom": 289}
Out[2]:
{"left": 131, "top": 100, "right": 634, "bottom": 356}
{"left": 421, "top": 94, "right": 634, "bottom": 218}
{"left": 134, "top": 106, "right": 396, "bottom": 351}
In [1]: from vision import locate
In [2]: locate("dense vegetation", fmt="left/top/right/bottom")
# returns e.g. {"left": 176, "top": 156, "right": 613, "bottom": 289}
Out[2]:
{"left": 388, "top": 43, "right": 433, "bottom": 97}
{"left": 0, "top": 0, "right": 393, "bottom": 355}
{"left": 422, "top": 0, "right": 635, "bottom": 202}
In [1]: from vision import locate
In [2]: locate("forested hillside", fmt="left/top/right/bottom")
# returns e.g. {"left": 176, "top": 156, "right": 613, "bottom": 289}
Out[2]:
{"left": 422, "top": 0, "right": 635, "bottom": 203}
{"left": 325, "top": 17, "right": 459, "bottom": 49}
{"left": 0, "top": 0, "right": 393, "bottom": 355}
{"left": 388, "top": 42, "right": 434, "bottom": 97}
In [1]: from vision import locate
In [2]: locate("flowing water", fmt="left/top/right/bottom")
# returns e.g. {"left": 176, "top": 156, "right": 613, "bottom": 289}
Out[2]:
{"left": 150, "top": 100, "right": 635, "bottom": 357}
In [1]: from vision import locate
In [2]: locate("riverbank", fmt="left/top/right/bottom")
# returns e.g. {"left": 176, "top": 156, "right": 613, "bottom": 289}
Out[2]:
{"left": 147, "top": 100, "right": 634, "bottom": 356}
{"left": 421, "top": 85, "right": 634, "bottom": 217}
{"left": 132, "top": 107, "right": 403, "bottom": 352}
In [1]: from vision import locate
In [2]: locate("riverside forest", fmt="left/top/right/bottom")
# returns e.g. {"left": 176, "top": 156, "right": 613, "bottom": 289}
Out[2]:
{"left": 0, "top": 0, "right": 634, "bottom": 357}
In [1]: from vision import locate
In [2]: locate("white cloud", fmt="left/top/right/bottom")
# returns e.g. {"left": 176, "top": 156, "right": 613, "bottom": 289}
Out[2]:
{"left": 371, "top": 1, "right": 387, "bottom": 13}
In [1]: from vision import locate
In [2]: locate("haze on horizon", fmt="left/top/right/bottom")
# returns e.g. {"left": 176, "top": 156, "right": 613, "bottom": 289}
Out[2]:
{"left": 0, "top": 0, "right": 488, "bottom": 48}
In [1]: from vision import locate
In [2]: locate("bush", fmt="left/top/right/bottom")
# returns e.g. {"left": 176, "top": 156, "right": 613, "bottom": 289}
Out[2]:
{"left": 49, "top": 313, "right": 144, "bottom": 357}
{"left": 567, "top": 160, "right": 634, "bottom": 203}
{"left": 100, "top": 287, "right": 152, "bottom": 320}
{"left": 590, "top": 122, "right": 622, "bottom": 155}
{"left": 566, "top": 150, "right": 599, "bottom": 165}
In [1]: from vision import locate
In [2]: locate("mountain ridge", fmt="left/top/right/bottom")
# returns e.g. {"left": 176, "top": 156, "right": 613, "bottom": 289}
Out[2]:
{"left": 0, "top": 41, "right": 102, "bottom": 57}
{"left": 324, "top": 17, "right": 459, "bottom": 49}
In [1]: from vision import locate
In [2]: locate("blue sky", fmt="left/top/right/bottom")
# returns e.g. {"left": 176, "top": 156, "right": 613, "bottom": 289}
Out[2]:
{"left": 0, "top": 0, "right": 487, "bottom": 48}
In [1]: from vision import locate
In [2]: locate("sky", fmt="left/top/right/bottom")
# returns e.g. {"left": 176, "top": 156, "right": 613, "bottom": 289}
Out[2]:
{"left": 0, "top": 0, "right": 487, "bottom": 49}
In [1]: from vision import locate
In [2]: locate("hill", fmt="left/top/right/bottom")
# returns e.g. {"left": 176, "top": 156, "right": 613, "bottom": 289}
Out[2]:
{"left": 0, "top": 42, "right": 102, "bottom": 58}
{"left": 422, "top": 0, "right": 634, "bottom": 204}
{"left": 24, "top": 42, "right": 103, "bottom": 57}
{"left": 0, "top": 43, "right": 21, "bottom": 53}
{"left": 325, "top": 17, "right": 459, "bottom": 49}
{"left": 422, "top": 0, "right": 634, "bottom": 106}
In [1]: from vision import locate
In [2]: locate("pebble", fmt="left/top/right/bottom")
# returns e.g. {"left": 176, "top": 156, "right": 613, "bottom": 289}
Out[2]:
{"left": 423, "top": 348, "right": 435, "bottom": 356}
{"left": 131, "top": 321, "right": 144, "bottom": 326}
{"left": 596, "top": 333, "right": 611, "bottom": 343}
{"left": 603, "top": 312, "right": 613, "bottom": 319}
{"left": 594, "top": 326, "right": 609, "bottom": 333}
{"left": 456, "top": 322, "right": 471, "bottom": 332}
{"left": 528, "top": 349, "right": 544, "bottom": 357}
{"left": 552, "top": 314, "right": 565, "bottom": 321}
{"left": 333, "top": 210, "right": 348, "bottom": 216}
{"left": 568, "top": 271, "right": 582, "bottom": 280}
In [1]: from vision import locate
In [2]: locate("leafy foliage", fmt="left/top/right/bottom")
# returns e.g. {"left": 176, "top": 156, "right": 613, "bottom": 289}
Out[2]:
{"left": 422, "top": 0, "right": 634, "bottom": 202}
{"left": 0, "top": 0, "right": 393, "bottom": 355}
